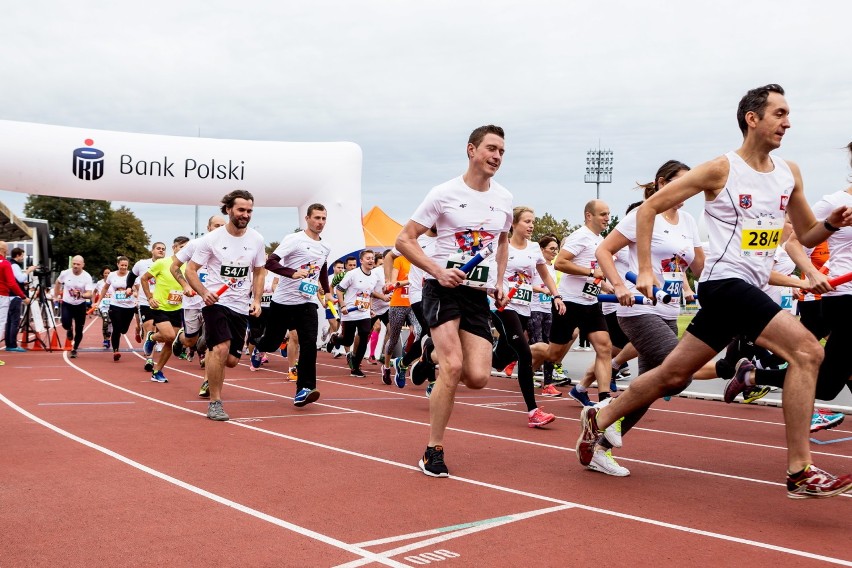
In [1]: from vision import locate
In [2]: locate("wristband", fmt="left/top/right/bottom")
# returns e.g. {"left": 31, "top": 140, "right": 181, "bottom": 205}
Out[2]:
{"left": 824, "top": 219, "right": 841, "bottom": 232}
{"left": 552, "top": 295, "right": 562, "bottom": 300}
{"left": 588, "top": 269, "right": 594, "bottom": 278}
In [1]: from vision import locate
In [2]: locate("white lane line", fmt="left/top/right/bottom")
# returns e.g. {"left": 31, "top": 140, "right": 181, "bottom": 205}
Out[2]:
{"left": 45, "top": 355, "right": 852, "bottom": 566}
{"left": 0, "top": 391, "right": 410, "bottom": 568}
{"left": 38, "top": 401, "right": 135, "bottom": 406}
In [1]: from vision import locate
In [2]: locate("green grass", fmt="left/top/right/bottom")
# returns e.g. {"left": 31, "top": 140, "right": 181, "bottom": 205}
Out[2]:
{"left": 676, "top": 314, "right": 694, "bottom": 338}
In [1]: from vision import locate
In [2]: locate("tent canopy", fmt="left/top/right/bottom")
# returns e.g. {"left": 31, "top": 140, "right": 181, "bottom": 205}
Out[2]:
{"left": 362, "top": 205, "right": 403, "bottom": 248}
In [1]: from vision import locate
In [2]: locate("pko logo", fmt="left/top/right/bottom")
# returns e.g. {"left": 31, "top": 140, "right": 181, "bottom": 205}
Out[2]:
{"left": 72, "top": 138, "right": 105, "bottom": 181}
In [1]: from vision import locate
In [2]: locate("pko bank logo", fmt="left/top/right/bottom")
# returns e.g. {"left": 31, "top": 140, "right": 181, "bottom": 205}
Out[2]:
{"left": 72, "top": 139, "right": 105, "bottom": 181}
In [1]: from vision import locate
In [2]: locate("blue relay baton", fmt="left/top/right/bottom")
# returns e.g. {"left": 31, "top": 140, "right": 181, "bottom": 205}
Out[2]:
{"left": 625, "top": 271, "right": 671, "bottom": 304}
{"left": 598, "top": 294, "right": 649, "bottom": 305}
{"left": 459, "top": 242, "right": 495, "bottom": 274}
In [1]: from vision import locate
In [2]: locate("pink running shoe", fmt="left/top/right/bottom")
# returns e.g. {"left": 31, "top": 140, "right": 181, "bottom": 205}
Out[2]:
{"left": 528, "top": 407, "right": 555, "bottom": 428}
{"left": 541, "top": 384, "right": 562, "bottom": 397}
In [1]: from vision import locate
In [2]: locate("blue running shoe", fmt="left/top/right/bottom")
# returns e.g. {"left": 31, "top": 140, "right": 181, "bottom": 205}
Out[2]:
{"left": 250, "top": 347, "right": 263, "bottom": 370}
{"left": 391, "top": 356, "right": 407, "bottom": 388}
{"left": 425, "top": 381, "right": 435, "bottom": 398}
{"left": 293, "top": 388, "right": 320, "bottom": 407}
{"left": 811, "top": 409, "right": 845, "bottom": 433}
{"left": 143, "top": 331, "right": 156, "bottom": 357}
{"left": 569, "top": 386, "right": 594, "bottom": 407}
{"left": 150, "top": 370, "right": 168, "bottom": 383}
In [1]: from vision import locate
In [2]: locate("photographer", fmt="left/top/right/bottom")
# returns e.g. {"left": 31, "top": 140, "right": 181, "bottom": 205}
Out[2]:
{"left": 5, "top": 247, "right": 35, "bottom": 352}
{"left": 0, "top": 242, "right": 30, "bottom": 354}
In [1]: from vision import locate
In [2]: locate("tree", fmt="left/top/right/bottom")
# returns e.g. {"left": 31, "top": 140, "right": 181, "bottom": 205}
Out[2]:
{"left": 533, "top": 213, "right": 580, "bottom": 243}
{"left": 24, "top": 196, "right": 150, "bottom": 273}
{"left": 266, "top": 241, "right": 280, "bottom": 255}
{"left": 602, "top": 214, "right": 620, "bottom": 238}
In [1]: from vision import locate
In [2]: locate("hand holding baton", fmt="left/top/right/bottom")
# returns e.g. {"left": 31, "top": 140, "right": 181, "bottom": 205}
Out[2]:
{"left": 625, "top": 271, "right": 671, "bottom": 304}
{"left": 827, "top": 271, "right": 852, "bottom": 288}
{"left": 459, "top": 242, "right": 495, "bottom": 274}
{"left": 216, "top": 284, "right": 229, "bottom": 297}
{"left": 498, "top": 281, "right": 521, "bottom": 312}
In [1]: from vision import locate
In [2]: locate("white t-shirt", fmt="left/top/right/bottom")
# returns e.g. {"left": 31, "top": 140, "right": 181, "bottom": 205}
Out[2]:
{"left": 558, "top": 225, "right": 604, "bottom": 306}
{"left": 813, "top": 191, "right": 852, "bottom": 297}
{"left": 614, "top": 209, "right": 702, "bottom": 319}
{"left": 764, "top": 245, "right": 796, "bottom": 308}
{"left": 57, "top": 269, "right": 95, "bottom": 305}
{"left": 602, "top": 247, "right": 630, "bottom": 316}
{"left": 190, "top": 227, "right": 267, "bottom": 315}
{"left": 176, "top": 240, "right": 206, "bottom": 310}
{"left": 407, "top": 234, "right": 437, "bottom": 304}
{"left": 336, "top": 267, "right": 381, "bottom": 322}
{"left": 700, "top": 151, "right": 792, "bottom": 288}
{"left": 105, "top": 271, "right": 136, "bottom": 309}
{"left": 531, "top": 263, "right": 557, "bottom": 314}
{"left": 260, "top": 271, "right": 276, "bottom": 308}
{"left": 372, "top": 269, "right": 390, "bottom": 316}
{"left": 410, "top": 176, "right": 513, "bottom": 289}
{"left": 269, "top": 231, "right": 331, "bottom": 306}
{"left": 503, "top": 240, "right": 546, "bottom": 318}
{"left": 131, "top": 258, "right": 156, "bottom": 307}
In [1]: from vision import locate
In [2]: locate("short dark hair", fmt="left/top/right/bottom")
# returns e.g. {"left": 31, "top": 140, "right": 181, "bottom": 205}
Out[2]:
{"left": 737, "top": 84, "right": 785, "bottom": 136}
{"left": 333, "top": 260, "right": 344, "bottom": 267}
{"left": 344, "top": 256, "right": 357, "bottom": 266}
{"left": 10, "top": 247, "right": 24, "bottom": 258}
{"left": 537, "top": 235, "right": 557, "bottom": 250}
{"left": 359, "top": 249, "right": 374, "bottom": 260}
{"left": 173, "top": 236, "right": 190, "bottom": 245}
{"left": 467, "top": 125, "right": 505, "bottom": 151}
{"left": 306, "top": 203, "right": 326, "bottom": 216}
{"left": 220, "top": 190, "right": 255, "bottom": 214}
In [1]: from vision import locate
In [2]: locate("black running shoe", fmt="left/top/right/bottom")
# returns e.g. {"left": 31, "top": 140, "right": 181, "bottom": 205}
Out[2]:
{"left": 411, "top": 360, "right": 434, "bottom": 386}
{"left": 350, "top": 368, "right": 365, "bottom": 378}
{"left": 419, "top": 445, "right": 449, "bottom": 477}
{"left": 346, "top": 352, "right": 354, "bottom": 371}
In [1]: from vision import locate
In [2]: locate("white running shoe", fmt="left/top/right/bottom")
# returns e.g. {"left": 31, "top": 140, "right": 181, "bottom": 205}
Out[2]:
{"left": 588, "top": 448, "right": 630, "bottom": 477}
{"left": 594, "top": 397, "right": 623, "bottom": 448}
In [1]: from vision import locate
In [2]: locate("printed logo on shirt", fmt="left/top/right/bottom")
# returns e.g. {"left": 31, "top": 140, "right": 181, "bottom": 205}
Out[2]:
{"left": 739, "top": 194, "right": 753, "bottom": 209}
{"left": 72, "top": 139, "right": 105, "bottom": 181}
{"left": 780, "top": 195, "right": 788, "bottom": 211}
{"left": 454, "top": 229, "right": 495, "bottom": 254}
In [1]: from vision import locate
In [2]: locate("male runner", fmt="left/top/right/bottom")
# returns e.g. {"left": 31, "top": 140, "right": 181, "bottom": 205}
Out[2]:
{"left": 397, "top": 124, "right": 512, "bottom": 477}
{"left": 129, "top": 242, "right": 167, "bottom": 371}
{"left": 184, "top": 191, "right": 266, "bottom": 421}
{"left": 54, "top": 255, "right": 95, "bottom": 358}
{"left": 250, "top": 203, "right": 332, "bottom": 407}
{"left": 577, "top": 84, "right": 852, "bottom": 498}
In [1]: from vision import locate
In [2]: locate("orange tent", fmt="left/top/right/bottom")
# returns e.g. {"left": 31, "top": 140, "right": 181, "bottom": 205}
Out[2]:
{"left": 362, "top": 206, "right": 403, "bottom": 248}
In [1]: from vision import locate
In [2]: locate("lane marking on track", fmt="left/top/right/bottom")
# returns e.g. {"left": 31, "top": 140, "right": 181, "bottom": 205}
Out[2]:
{"left": 811, "top": 437, "right": 852, "bottom": 445}
{"left": 0, "top": 391, "right": 410, "bottom": 568}
{"left": 38, "top": 401, "right": 135, "bottom": 406}
{"left": 31, "top": 354, "right": 852, "bottom": 567}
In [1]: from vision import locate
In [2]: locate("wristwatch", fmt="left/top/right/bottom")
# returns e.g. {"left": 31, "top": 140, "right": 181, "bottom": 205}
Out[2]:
{"left": 588, "top": 268, "right": 594, "bottom": 278}
{"left": 824, "top": 219, "right": 841, "bottom": 232}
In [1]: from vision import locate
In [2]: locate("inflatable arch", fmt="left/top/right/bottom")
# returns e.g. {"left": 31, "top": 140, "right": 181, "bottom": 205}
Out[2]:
{"left": 0, "top": 120, "right": 365, "bottom": 261}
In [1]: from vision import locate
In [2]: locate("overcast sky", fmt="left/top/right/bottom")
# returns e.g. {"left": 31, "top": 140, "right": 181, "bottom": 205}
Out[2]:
{"left": 1, "top": 1, "right": 850, "bottom": 257}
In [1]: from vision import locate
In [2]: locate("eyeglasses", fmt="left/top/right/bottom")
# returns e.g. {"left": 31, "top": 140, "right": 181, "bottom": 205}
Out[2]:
{"left": 544, "top": 247, "right": 559, "bottom": 252}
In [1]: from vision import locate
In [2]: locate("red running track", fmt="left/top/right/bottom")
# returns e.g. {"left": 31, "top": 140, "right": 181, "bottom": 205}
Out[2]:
{"left": 1, "top": 320, "right": 850, "bottom": 567}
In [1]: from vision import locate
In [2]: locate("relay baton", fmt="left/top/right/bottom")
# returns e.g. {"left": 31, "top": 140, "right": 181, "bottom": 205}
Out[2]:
{"left": 827, "top": 271, "right": 852, "bottom": 288}
{"left": 327, "top": 300, "right": 340, "bottom": 319}
{"left": 216, "top": 284, "right": 229, "bottom": 296}
{"left": 625, "top": 271, "right": 671, "bottom": 304}
{"left": 598, "top": 294, "right": 649, "bottom": 305}
{"left": 458, "top": 242, "right": 495, "bottom": 274}
{"left": 498, "top": 282, "right": 520, "bottom": 312}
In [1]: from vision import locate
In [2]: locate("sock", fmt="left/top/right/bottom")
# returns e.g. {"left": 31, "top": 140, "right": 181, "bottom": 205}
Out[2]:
{"left": 611, "top": 359, "right": 620, "bottom": 370}
{"left": 575, "top": 384, "right": 587, "bottom": 393}
{"left": 787, "top": 466, "right": 808, "bottom": 478}
{"left": 369, "top": 331, "right": 379, "bottom": 357}
{"left": 599, "top": 392, "right": 611, "bottom": 402}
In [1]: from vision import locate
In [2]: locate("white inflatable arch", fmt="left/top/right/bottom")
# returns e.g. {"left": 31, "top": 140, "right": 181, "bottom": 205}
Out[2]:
{"left": 0, "top": 120, "right": 365, "bottom": 261}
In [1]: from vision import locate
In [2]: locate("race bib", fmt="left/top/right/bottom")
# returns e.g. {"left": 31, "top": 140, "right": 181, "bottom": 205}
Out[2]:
{"left": 741, "top": 218, "right": 782, "bottom": 258}
{"left": 661, "top": 271, "right": 684, "bottom": 299}
{"left": 299, "top": 279, "right": 319, "bottom": 299}
{"left": 114, "top": 291, "right": 127, "bottom": 300}
{"left": 101, "top": 298, "right": 111, "bottom": 307}
{"left": 581, "top": 279, "right": 602, "bottom": 300}
{"left": 220, "top": 264, "right": 250, "bottom": 280}
{"left": 446, "top": 253, "right": 489, "bottom": 288}
{"left": 538, "top": 292, "right": 552, "bottom": 303}
{"left": 511, "top": 284, "right": 533, "bottom": 306}
{"left": 261, "top": 294, "right": 273, "bottom": 307}
{"left": 400, "top": 285, "right": 409, "bottom": 298}
{"left": 166, "top": 290, "right": 183, "bottom": 305}
{"left": 354, "top": 292, "right": 371, "bottom": 311}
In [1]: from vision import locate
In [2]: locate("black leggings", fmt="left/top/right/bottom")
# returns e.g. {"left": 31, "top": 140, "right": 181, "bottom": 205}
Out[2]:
{"left": 256, "top": 302, "right": 319, "bottom": 391}
{"left": 492, "top": 309, "right": 537, "bottom": 412}
{"left": 402, "top": 301, "right": 430, "bottom": 367}
{"left": 332, "top": 318, "right": 371, "bottom": 370}
{"left": 60, "top": 303, "right": 87, "bottom": 350}
{"left": 108, "top": 305, "right": 136, "bottom": 350}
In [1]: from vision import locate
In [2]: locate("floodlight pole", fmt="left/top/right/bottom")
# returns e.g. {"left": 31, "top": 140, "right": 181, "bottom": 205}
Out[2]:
{"left": 584, "top": 143, "right": 614, "bottom": 200}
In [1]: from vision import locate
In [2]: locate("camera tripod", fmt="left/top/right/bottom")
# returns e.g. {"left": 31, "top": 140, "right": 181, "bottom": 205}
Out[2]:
{"left": 20, "top": 283, "right": 59, "bottom": 352}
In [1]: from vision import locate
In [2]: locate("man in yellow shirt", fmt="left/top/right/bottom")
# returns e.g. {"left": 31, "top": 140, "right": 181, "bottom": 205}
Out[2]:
{"left": 141, "top": 236, "right": 190, "bottom": 383}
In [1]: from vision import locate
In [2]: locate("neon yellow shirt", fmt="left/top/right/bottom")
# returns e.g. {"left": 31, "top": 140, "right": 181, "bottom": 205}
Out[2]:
{"left": 147, "top": 257, "right": 184, "bottom": 312}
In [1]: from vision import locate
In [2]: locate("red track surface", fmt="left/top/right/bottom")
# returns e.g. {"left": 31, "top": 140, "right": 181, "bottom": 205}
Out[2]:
{"left": 2, "top": 320, "right": 850, "bottom": 567}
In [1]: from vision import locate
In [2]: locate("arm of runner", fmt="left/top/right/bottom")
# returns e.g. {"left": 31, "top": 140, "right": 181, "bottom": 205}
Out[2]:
{"left": 140, "top": 271, "right": 159, "bottom": 309}
{"left": 536, "top": 262, "right": 565, "bottom": 315}
{"left": 554, "top": 248, "right": 603, "bottom": 279}
{"left": 783, "top": 231, "right": 832, "bottom": 294}
{"left": 635, "top": 157, "right": 727, "bottom": 301}
{"left": 186, "top": 261, "right": 217, "bottom": 305}
{"left": 786, "top": 161, "right": 852, "bottom": 248}
{"left": 249, "top": 266, "right": 264, "bottom": 317}
{"left": 493, "top": 231, "right": 510, "bottom": 309}
{"left": 384, "top": 249, "right": 400, "bottom": 284}
{"left": 596, "top": 229, "right": 633, "bottom": 306}
{"left": 396, "top": 220, "right": 463, "bottom": 288}
{"left": 264, "top": 253, "right": 302, "bottom": 279}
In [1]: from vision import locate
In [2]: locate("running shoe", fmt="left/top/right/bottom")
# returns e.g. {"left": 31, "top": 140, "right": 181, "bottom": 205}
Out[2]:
{"left": 534, "top": 370, "right": 544, "bottom": 377}
{"left": 787, "top": 464, "right": 852, "bottom": 499}
{"left": 541, "top": 384, "right": 562, "bottom": 397}
{"left": 151, "top": 370, "right": 168, "bottom": 383}
{"left": 381, "top": 365, "right": 392, "bottom": 385}
{"left": 723, "top": 358, "right": 754, "bottom": 404}
{"left": 425, "top": 381, "right": 434, "bottom": 398}
{"left": 503, "top": 361, "right": 517, "bottom": 378}
{"left": 569, "top": 387, "right": 594, "bottom": 407}
{"left": 811, "top": 409, "right": 845, "bottom": 433}
{"left": 419, "top": 445, "right": 449, "bottom": 478}
{"left": 588, "top": 448, "right": 630, "bottom": 477}
{"left": 617, "top": 362, "right": 631, "bottom": 378}
{"left": 207, "top": 400, "right": 229, "bottom": 421}
{"left": 609, "top": 378, "right": 618, "bottom": 393}
{"left": 261, "top": 355, "right": 269, "bottom": 364}
{"left": 249, "top": 347, "right": 263, "bottom": 370}
{"left": 143, "top": 331, "right": 156, "bottom": 357}
{"left": 594, "top": 397, "right": 623, "bottom": 448}
{"left": 293, "top": 387, "right": 320, "bottom": 407}
{"left": 199, "top": 353, "right": 206, "bottom": 368}
{"left": 288, "top": 366, "right": 298, "bottom": 382}
{"left": 324, "top": 339, "right": 334, "bottom": 354}
{"left": 134, "top": 328, "right": 142, "bottom": 343}
{"left": 198, "top": 380, "right": 210, "bottom": 398}
{"left": 350, "top": 368, "right": 366, "bottom": 378}
{"left": 368, "top": 355, "right": 378, "bottom": 365}
{"left": 411, "top": 361, "right": 434, "bottom": 386}
{"left": 144, "top": 358, "right": 154, "bottom": 372}
{"left": 0, "top": 360, "right": 4, "bottom": 366}
{"left": 533, "top": 378, "right": 544, "bottom": 388}
{"left": 528, "top": 407, "right": 556, "bottom": 428}
{"left": 421, "top": 336, "right": 434, "bottom": 365}
{"left": 332, "top": 346, "right": 346, "bottom": 358}
{"left": 742, "top": 385, "right": 772, "bottom": 404}
{"left": 70, "top": 350, "right": 78, "bottom": 359}
{"left": 553, "top": 377, "right": 573, "bottom": 387}
{"left": 113, "top": 351, "right": 121, "bottom": 362}
{"left": 172, "top": 329, "right": 185, "bottom": 358}
{"left": 102, "top": 340, "right": 110, "bottom": 349}
{"left": 4, "top": 346, "right": 26, "bottom": 353}
{"left": 576, "top": 405, "right": 602, "bottom": 466}
{"left": 346, "top": 352, "right": 354, "bottom": 371}
{"left": 553, "top": 363, "right": 566, "bottom": 379}
{"left": 391, "top": 356, "right": 407, "bottom": 388}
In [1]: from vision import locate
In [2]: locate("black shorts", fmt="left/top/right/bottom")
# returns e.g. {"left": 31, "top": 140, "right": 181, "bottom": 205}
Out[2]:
{"left": 687, "top": 278, "right": 781, "bottom": 352}
{"left": 139, "top": 305, "right": 154, "bottom": 323}
{"left": 371, "top": 310, "right": 390, "bottom": 327}
{"left": 550, "top": 300, "right": 607, "bottom": 345}
{"left": 152, "top": 309, "right": 183, "bottom": 329}
{"left": 422, "top": 280, "right": 492, "bottom": 342}
{"left": 202, "top": 304, "right": 249, "bottom": 359}
{"left": 605, "top": 311, "right": 629, "bottom": 350}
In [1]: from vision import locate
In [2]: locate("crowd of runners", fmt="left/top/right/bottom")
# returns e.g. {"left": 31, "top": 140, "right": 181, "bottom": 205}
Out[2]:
{"left": 2, "top": 83, "right": 851, "bottom": 499}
